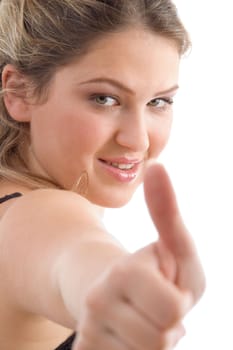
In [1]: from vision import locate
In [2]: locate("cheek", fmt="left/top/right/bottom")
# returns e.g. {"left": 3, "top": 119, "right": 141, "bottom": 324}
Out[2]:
{"left": 57, "top": 113, "right": 111, "bottom": 155}
{"left": 149, "top": 119, "right": 172, "bottom": 158}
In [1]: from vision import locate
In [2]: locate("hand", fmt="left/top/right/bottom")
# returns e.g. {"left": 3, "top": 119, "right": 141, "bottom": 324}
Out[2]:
{"left": 72, "top": 163, "right": 205, "bottom": 350}
{"left": 143, "top": 163, "right": 205, "bottom": 303}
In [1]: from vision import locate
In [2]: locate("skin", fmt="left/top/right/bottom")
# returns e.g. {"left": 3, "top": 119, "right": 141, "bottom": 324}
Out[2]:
{"left": 3, "top": 28, "right": 179, "bottom": 207}
{"left": 0, "top": 28, "right": 205, "bottom": 350}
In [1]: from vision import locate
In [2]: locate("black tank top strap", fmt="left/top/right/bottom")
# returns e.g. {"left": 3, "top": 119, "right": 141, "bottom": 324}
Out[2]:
{"left": 54, "top": 333, "right": 76, "bottom": 350}
{"left": 0, "top": 192, "right": 22, "bottom": 204}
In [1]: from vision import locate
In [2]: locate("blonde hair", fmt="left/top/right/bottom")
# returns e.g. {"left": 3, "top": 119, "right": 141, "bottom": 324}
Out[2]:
{"left": 0, "top": 0, "right": 190, "bottom": 189}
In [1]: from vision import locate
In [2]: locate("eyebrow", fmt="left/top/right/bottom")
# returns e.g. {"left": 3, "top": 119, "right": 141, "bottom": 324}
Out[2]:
{"left": 78, "top": 77, "right": 179, "bottom": 96}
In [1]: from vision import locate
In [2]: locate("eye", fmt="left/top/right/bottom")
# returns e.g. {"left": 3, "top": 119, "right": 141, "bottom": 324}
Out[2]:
{"left": 93, "top": 95, "right": 118, "bottom": 106}
{"left": 148, "top": 97, "right": 174, "bottom": 109}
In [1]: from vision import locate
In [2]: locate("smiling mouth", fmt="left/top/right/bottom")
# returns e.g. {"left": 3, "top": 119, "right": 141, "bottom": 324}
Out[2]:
{"left": 98, "top": 158, "right": 141, "bottom": 183}
{"left": 100, "top": 160, "right": 135, "bottom": 170}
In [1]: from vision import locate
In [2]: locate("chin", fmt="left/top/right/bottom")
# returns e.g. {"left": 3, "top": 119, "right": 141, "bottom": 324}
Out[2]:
{"left": 87, "top": 189, "right": 135, "bottom": 208}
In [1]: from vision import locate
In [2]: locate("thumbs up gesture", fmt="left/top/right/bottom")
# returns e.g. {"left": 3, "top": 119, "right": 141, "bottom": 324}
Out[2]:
{"left": 74, "top": 164, "right": 205, "bottom": 350}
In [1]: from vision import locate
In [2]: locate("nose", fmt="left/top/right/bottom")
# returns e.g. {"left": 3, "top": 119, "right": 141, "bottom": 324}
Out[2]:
{"left": 115, "top": 109, "right": 150, "bottom": 153}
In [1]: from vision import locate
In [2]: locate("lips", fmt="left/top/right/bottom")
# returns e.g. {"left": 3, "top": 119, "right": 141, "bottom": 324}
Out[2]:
{"left": 99, "top": 157, "right": 141, "bottom": 170}
{"left": 98, "top": 157, "right": 142, "bottom": 183}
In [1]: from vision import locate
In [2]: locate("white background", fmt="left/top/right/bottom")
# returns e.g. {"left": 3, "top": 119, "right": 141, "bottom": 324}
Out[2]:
{"left": 104, "top": 1, "right": 233, "bottom": 349}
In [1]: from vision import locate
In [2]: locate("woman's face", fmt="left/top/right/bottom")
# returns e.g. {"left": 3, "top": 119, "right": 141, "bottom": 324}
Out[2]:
{"left": 28, "top": 28, "right": 180, "bottom": 207}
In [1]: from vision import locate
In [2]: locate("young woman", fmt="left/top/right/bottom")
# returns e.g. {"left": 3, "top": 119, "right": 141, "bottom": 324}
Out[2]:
{"left": 0, "top": 1, "right": 205, "bottom": 349}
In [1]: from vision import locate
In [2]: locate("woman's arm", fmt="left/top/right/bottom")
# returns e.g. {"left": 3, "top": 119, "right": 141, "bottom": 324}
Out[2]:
{"left": 0, "top": 164, "right": 205, "bottom": 350}
{"left": 0, "top": 188, "right": 127, "bottom": 328}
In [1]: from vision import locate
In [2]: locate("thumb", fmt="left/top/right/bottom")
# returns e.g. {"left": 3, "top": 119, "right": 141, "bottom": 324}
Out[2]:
{"left": 144, "top": 163, "right": 205, "bottom": 302}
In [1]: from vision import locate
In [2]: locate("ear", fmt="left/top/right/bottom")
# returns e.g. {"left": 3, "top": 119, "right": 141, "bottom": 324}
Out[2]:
{"left": 2, "top": 64, "right": 31, "bottom": 122}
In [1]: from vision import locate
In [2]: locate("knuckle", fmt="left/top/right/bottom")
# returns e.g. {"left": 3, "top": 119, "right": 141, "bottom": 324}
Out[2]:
{"left": 107, "top": 259, "right": 135, "bottom": 289}
{"left": 156, "top": 332, "right": 171, "bottom": 349}
{"left": 166, "top": 296, "right": 186, "bottom": 326}
{"left": 157, "top": 327, "right": 182, "bottom": 350}
{"left": 197, "top": 270, "right": 207, "bottom": 300}
{"left": 158, "top": 332, "right": 168, "bottom": 348}
{"left": 162, "top": 326, "right": 183, "bottom": 349}
{"left": 85, "top": 285, "right": 106, "bottom": 314}
{"left": 108, "top": 261, "right": 127, "bottom": 284}
{"left": 173, "top": 300, "right": 185, "bottom": 319}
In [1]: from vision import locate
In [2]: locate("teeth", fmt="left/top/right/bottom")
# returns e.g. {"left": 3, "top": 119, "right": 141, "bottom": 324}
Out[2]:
{"left": 108, "top": 162, "right": 134, "bottom": 170}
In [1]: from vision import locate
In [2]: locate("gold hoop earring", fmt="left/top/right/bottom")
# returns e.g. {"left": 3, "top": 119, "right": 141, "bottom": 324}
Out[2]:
{"left": 72, "top": 170, "right": 89, "bottom": 196}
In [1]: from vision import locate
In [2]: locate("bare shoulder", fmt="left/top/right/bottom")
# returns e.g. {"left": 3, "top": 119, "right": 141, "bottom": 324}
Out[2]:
{"left": 4, "top": 188, "right": 99, "bottom": 216}
{"left": 0, "top": 188, "right": 105, "bottom": 243}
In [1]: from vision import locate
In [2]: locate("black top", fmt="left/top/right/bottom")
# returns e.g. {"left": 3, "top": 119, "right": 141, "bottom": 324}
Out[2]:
{"left": 0, "top": 192, "right": 22, "bottom": 203}
{"left": 0, "top": 192, "right": 76, "bottom": 350}
{"left": 54, "top": 333, "right": 76, "bottom": 350}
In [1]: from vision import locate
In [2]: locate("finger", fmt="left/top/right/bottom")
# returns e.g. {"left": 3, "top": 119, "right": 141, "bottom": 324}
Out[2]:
{"left": 74, "top": 332, "right": 130, "bottom": 350}
{"left": 143, "top": 163, "right": 206, "bottom": 301}
{"left": 104, "top": 298, "right": 163, "bottom": 350}
{"left": 74, "top": 314, "right": 131, "bottom": 350}
{"left": 144, "top": 163, "right": 195, "bottom": 258}
{"left": 103, "top": 297, "right": 185, "bottom": 350}
{"left": 106, "top": 260, "right": 191, "bottom": 329}
{"left": 163, "top": 323, "right": 186, "bottom": 350}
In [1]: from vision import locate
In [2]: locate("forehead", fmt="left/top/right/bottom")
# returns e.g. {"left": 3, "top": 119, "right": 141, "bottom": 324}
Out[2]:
{"left": 55, "top": 28, "right": 180, "bottom": 93}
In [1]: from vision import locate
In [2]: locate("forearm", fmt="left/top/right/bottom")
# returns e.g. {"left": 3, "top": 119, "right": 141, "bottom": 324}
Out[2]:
{"left": 55, "top": 233, "right": 128, "bottom": 328}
